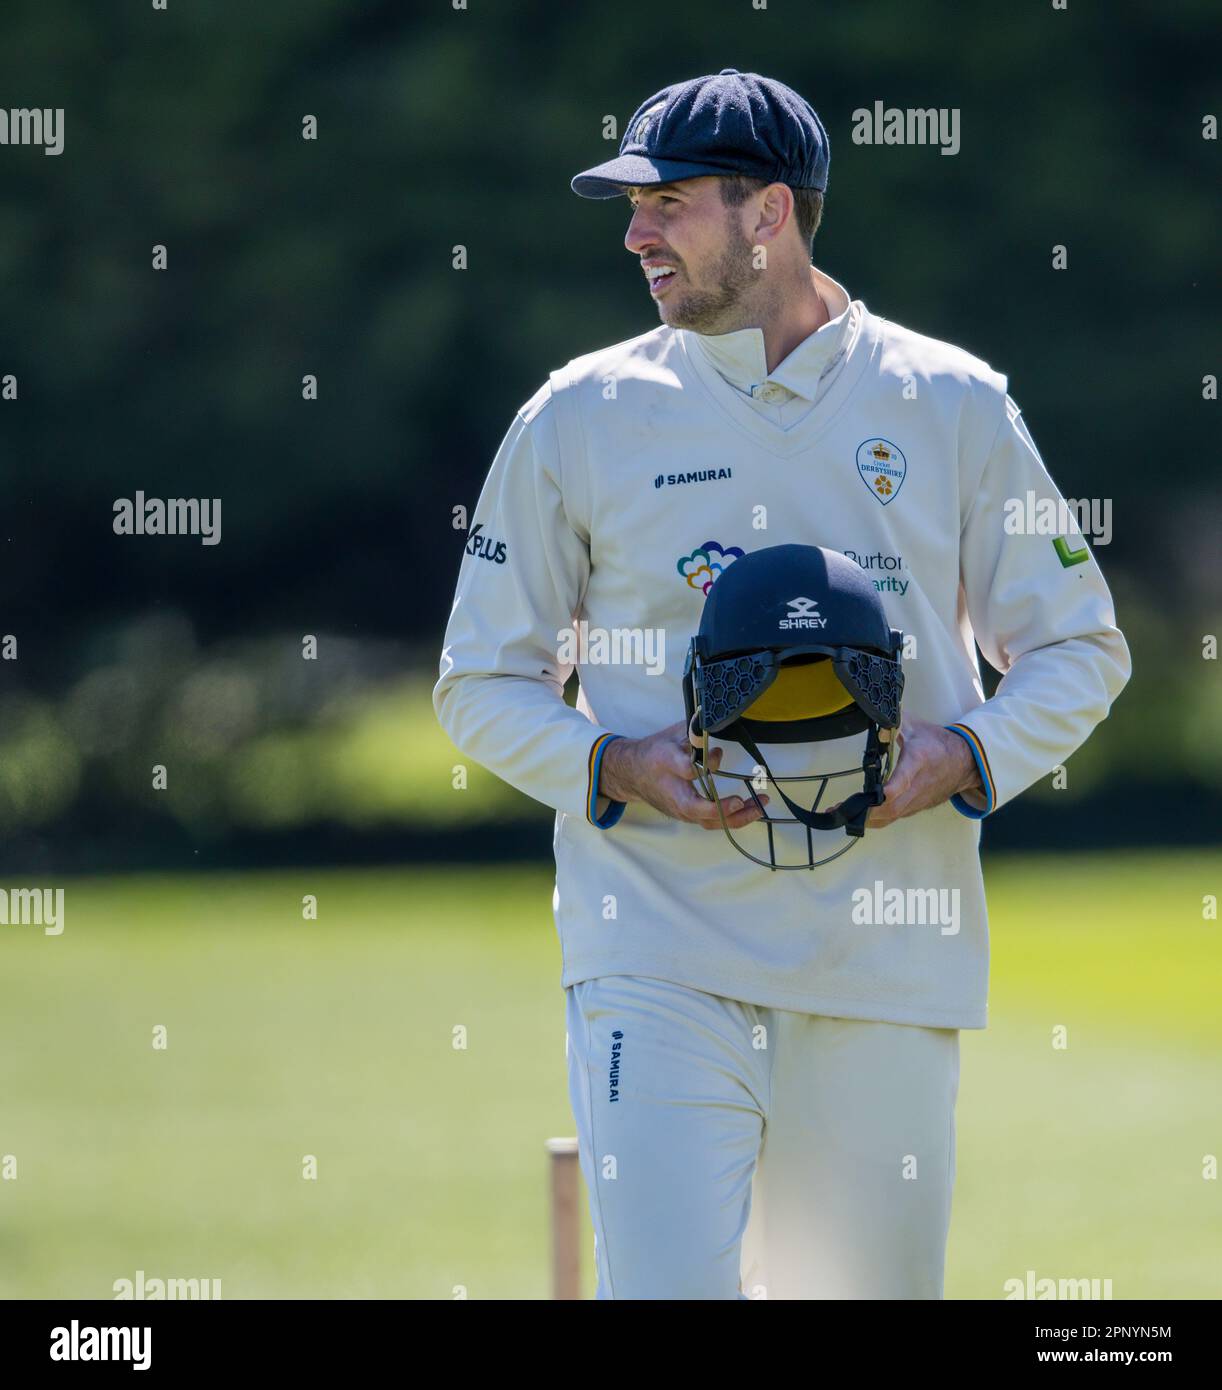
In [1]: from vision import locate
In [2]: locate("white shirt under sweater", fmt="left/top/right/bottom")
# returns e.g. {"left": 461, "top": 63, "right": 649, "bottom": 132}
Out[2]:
{"left": 696, "top": 265, "right": 855, "bottom": 427}
{"left": 434, "top": 266, "right": 1130, "bottom": 1028}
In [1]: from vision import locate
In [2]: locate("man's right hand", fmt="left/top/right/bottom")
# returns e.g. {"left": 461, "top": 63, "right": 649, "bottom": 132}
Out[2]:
{"left": 598, "top": 721, "right": 769, "bottom": 830}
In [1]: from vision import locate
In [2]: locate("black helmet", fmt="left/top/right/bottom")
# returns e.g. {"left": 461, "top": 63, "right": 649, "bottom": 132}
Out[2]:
{"left": 681, "top": 543, "right": 905, "bottom": 870}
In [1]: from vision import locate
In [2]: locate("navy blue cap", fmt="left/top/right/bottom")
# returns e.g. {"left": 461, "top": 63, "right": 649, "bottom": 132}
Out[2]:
{"left": 571, "top": 68, "right": 829, "bottom": 199}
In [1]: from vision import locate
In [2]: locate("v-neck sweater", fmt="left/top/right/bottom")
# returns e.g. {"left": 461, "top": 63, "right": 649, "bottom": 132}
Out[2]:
{"left": 434, "top": 276, "right": 1130, "bottom": 1028}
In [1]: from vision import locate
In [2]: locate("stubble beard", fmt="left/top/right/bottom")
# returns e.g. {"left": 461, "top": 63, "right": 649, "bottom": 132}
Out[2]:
{"left": 659, "top": 224, "right": 774, "bottom": 335}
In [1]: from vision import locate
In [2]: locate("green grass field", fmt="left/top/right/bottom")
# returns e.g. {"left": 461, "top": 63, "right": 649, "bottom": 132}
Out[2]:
{"left": 1, "top": 852, "right": 1217, "bottom": 1299}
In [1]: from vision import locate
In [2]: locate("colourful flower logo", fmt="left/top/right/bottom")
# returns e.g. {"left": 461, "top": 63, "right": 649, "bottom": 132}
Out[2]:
{"left": 677, "top": 541, "right": 745, "bottom": 596}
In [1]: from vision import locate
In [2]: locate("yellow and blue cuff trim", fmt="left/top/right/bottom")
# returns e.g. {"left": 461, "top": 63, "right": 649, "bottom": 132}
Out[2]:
{"left": 587, "top": 733, "right": 626, "bottom": 828}
{"left": 945, "top": 723, "right": 996, "bottom": 819}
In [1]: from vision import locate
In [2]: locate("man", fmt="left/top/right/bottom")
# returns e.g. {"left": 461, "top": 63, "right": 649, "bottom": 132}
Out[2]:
{"left": 434, "top": 68, "right": 1130, "bottom": 1299}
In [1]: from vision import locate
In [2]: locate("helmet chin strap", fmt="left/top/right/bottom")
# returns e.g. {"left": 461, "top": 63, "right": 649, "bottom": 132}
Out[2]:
{"left": 733, "top": 724, "right": 889, "bottom": 838}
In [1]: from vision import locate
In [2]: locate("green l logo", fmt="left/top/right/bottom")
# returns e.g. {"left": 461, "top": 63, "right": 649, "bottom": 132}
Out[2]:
{"left": 1053, "top": 537, "right": 1089, "bottom": 568}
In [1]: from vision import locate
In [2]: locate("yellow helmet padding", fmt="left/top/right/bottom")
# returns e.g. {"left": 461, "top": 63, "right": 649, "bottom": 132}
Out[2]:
{"left": 743, "top": 657, "right": 855, "bottom": 723}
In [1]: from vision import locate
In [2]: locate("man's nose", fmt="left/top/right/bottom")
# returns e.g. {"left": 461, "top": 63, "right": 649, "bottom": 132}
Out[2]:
{"left": 624, "top": 207, "right": 661, "bottom": 256}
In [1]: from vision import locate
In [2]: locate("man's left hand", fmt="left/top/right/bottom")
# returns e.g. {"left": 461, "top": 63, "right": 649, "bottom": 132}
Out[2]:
{"left": 861, "top": 717, "right": 983, "bottom": 829}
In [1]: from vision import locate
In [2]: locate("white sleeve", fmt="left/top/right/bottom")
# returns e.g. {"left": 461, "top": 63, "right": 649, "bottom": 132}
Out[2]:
{"left": 432, "top": 383, "right": 623, "bottom": 825}
{"left": 947, "top": 388, "right": 1132, "bottom": 817}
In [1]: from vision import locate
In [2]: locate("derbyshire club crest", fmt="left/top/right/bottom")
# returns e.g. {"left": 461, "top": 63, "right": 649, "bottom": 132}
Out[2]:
{"left": 856, "top": 438, "right": 907, "bottom": 505}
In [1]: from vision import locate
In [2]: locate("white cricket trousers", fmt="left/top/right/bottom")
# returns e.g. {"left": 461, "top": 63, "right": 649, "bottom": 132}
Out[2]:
{"left": 565, "top": 973, "right": 960, "bottom": 1300}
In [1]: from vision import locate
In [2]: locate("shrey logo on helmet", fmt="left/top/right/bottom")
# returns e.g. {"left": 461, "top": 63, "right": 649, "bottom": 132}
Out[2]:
{"left": 778, "top": 597, "right": 827, "bottom": 630}
{"left": 681, "top": 544, "right": 905, "bottom": 871}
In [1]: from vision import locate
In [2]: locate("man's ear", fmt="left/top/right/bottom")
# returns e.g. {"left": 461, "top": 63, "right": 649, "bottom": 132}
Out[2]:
{"left": 754, "top": 182, "right": 794, "bottom": 245}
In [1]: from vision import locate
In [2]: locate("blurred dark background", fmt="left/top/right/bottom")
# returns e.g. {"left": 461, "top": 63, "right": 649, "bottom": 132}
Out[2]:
{"left": 0, "top": 0, "right": 1218, "bottom": 871}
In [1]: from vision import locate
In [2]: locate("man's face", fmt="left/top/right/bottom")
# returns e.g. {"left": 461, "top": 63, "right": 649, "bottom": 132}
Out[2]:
{"left": 624, "top": 176, "right": 762, "bottom": 333}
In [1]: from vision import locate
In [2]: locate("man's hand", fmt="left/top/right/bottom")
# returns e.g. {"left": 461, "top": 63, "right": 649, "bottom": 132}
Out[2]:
{"left": 860, "top": 717, "right": 983, "bottom": 829}
{"left": 598, "top": 721, "right": 769, "bottom": 830}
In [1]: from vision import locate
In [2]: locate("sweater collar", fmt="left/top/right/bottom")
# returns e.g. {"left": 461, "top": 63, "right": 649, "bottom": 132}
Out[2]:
{"left": 684, "top": 265, "right": 853, "bottom": 404}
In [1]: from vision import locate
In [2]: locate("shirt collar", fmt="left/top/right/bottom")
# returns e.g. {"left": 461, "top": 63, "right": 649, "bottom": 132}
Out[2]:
{"left": 685, "top": 265, "right": 853, "bottom": 404}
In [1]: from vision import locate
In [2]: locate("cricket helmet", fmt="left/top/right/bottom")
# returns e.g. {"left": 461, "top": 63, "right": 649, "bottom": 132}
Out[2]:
{"left": 681, "top": 543, "right": 904, "bottom": 870}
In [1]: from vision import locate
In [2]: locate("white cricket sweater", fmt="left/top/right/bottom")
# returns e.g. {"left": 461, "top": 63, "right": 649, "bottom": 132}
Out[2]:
{"left": 434, "top": 267, "right": 1130, "bottom": 1028}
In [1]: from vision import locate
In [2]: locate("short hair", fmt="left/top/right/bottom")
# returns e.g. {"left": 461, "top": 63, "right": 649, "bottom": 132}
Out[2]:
{"left": 719, "top": 174, "right": 823, "bottom": 256}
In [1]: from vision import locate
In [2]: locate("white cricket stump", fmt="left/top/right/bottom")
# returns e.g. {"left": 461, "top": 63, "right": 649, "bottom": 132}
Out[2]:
{"left": 546, "top": 1136, "right": 581, "bottom": 1300}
